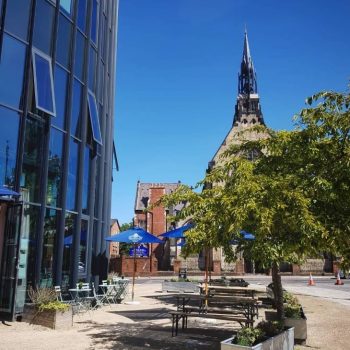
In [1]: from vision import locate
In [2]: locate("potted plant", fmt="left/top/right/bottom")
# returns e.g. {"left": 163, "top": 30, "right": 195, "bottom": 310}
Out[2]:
{"left": 265, "top": 291, "right": 307, "bottom": 345}
{"left": 22, "top": 286, "right": 73, "bottom": 330}
{"left": 221, "top": 321, "right": 294, "bottom": 350}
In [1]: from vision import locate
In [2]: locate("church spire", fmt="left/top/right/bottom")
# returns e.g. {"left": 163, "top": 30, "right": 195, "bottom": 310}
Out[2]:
{"left": 238, "top": 30, "right": 258, "bottom": 95}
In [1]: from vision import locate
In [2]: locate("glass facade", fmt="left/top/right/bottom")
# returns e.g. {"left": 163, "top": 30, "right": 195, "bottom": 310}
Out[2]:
{"left": 0, "top": 0, "right": 118, "bottom": 320}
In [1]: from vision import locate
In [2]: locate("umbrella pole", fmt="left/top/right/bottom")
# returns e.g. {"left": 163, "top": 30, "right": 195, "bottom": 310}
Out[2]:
{"left": 204, "top": 247, "right": 209, "bottom": 306}
{"left": 132, "top": 243, "right": 136, "bottom": 302}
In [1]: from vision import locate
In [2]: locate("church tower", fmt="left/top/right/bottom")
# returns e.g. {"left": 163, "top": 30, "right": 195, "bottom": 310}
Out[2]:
{"left": 208, "top": 31, "right": 266, "bottom": 170}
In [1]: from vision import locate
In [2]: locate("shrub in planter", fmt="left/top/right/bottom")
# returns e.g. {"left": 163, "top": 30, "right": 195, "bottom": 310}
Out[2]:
{"left": 23, "top": 287, "right": 72, "bottom": 330}
{"left": 221, "top": 321, "right": 294, "bottom": 350}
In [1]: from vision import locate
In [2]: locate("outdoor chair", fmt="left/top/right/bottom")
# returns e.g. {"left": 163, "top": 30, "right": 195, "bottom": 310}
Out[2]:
{"left": 91, "top": 282, "right": 105, "bottom": 310}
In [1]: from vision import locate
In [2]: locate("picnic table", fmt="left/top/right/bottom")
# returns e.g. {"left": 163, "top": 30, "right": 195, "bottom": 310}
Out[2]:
{"left": 170, "top": 293, "right": 258, "bottom": 336}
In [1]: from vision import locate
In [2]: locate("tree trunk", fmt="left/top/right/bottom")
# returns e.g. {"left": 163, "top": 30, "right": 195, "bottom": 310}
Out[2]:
{"left": 272, "top": 261, "right": 285, "bottom": 320}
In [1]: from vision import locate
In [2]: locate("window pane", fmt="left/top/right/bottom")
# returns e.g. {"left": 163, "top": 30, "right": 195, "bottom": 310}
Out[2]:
{"left": 88, "top": 47, "right": 97, "bottom": 92}
{"left": 62, "top": 212, "right": 76, "bottom": 287}
{"left": 0, "top": 34, "right": 26, "bottom": 109}
{"left": 74, "top": 31, "right": 85, "bottom": 81}
{"left": 60, "top": 0, "right": 72, "bottom": 15}
{"left": 47, "top": 128, "right": 64, "bottom": 207}
{"left": 77, "top": 0, "right": 87, "bottom": 32}
{"left": 15, "top": 205, "right": 40, "bottom": 311}
{"left": 66, "top": 137, "right": 79, "bottom": 211}
{"left": 22, "top": 116, "right": 45, "bottom": 203}
{"left": 33, "top": 0, "right": 54, "bottom": 54}
{"left": 82, "top": 146, "right": 90, "bottom": 214}
{"left": 53, "top": 65, "right": 68, "bottom": 130}
{"left": 0, "top": 106, "right": 19, "bottom": 187}
{"left": 4, "top": 0, "right": 30, "bottom": 40}
{"left": 90, "top": 0, "right": 98, "bottom": 45}
{"left": 56, "top": 14, "right": 72, "bottom": 68}
{"left": 71, "top": 79, "right": 82, "bottom": 138}
{"left": 41, "top": 208, "right": 59, "bottom": 287}
{"left": 79, "top": 219, "right": 88, "bottom": 274}
{"left": 87, "top": 92, "right": 102, "bottom": 145}
{"left": 32, "top": 50, "right": 56, "bottom": 115}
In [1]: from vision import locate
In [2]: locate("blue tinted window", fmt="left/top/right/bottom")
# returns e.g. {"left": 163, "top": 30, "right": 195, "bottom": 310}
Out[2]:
{"left": 60, "top": 0, "right": 72, "bottom": 15}
{"left": 53, "top": 66, "right": 68, "bottom": 130}
{"left": 0, "top": 35, "right": 26, "bottom": 109}
{"left": 82, "top": 146, "right": 90, "bottom": 214}
{"left": 56, "top": 14, "right": 72, "bottom": 68}
{"left": 77, "top": 0, "right": 87, "bottom": 32}
{"left": 88, "top": 47, "right": 97, "bottom": 91}
{"left": 87, "top": 92, "right": 102, "bottom": 145}
{"left": 33, "top": 0, "right": 54, "bottom": 54}
{"left": 0, "top": 106, "right": 19, "bottom": 187}
{"left": 66, "top": 137, "right": 79, "bottom": 211}
{"left": 90, "top": 0, "right": 99, "bottom": 45}
{"left": 71, "top": 79, "right": 82, "bottom": 138}
{"left": 22, "top": 116, "right": 45, "bottom": 203}
{"left": 74, "top": 31, "right": 85, "bottom": 81}
{"left": 47, "top": 128, "right": 64, "bottom": 207}
{"left": 32, "top": 50, "right": 56, "bottom": 115}
{"left": 4, "top": 0, "right": 30, "bottom": 40}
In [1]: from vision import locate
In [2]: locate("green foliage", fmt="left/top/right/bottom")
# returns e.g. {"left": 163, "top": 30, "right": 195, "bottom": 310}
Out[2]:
{"left": 119, "top": 221, "right": 133, "bottom": 255}
{"left": 283, "top": 292, "right": 302, "bottom": 319}
{"left": 235, "top": 327, "right": 263, "bottom": 346}
{"left": 38, "top": 301, "right": 70, "bottom": 313}
{"left": 256, "top": 320, "right": 284, "bottom": 337}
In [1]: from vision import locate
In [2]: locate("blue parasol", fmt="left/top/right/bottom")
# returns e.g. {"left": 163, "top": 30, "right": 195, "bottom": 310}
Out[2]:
{"left": 159, "top": 223, "right": 193, "bottom": 239}
{"left": 0, "top": 186, "right": 20, "bottom": 196}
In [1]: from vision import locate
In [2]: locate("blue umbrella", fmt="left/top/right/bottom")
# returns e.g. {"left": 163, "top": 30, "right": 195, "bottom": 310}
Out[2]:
{"left": 105, "top": 227, "right": 163, "bottom": 303}
{"left": 159, "top": 223, "right": 194, "bottom": 238}
{"left": 230, "top": 230, "right": 255, "bottom": 244}
{"left": 0, "top": 186, "right": 20, "bottom": 196}
{"left": 106, "top": 227, "right": 163, "bottom": 243}
{"left": 64, "top": 230, "right": 87, "bottom": 245}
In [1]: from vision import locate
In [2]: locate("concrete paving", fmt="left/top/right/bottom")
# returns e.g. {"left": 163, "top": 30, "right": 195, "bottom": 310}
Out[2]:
{"left": 0, "top": 279, "right": 349, "bottom": 349}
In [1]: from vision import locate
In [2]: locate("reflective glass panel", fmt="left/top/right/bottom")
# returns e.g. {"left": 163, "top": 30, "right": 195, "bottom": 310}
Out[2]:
{"left": 79, "top": 219, "right": 88, "bottom": 275}
{"left": 40, "top": 208, "right": 59, "bottom": 287}
{"left": 4, "top": 0, "right": 30, "bottom": 40}
{"left": 53, "top": 65, "right": 68, "bottom": 130}
{"left": 90, "top": 0, "right": 98, "bottom": 45}
{"left": 15, "top": 205, "right": 40, "bottom": 312}
{"left": 0, "top": 34, "right": 26, "bottom": 109}
{"left": 71, "top": 79, "right": 82, "bottom": 138}
{"left": 62, "top": 212, "right": 76, "bottom": 287}
{"left": 60, "top": 0, "right": 72, "bottom": 15}
{"left": 33, "top": 0, "right": 54, "bottom": 54}
{"left": 22, "top": 116, "right": 45, "bottom": 204}
{"left": 0, "top": 106, "right": 19, "bottom": 188}
{"left": 87, "top": 92, "right": 102, "bottom": 145}
{"left": 47, "top": 128, "right": 64, "bottom": 207}
{"left": 88, "top": 47, "right": 97, "bottom": 92}
{"left": 82, "top": 146, "right": 90, "bottom": 214}
{"left": 66, "top": 137, "right": 79, "bottom": 211}
{"left": 32, "top": 50, "right": 56, "bottom": 115}
{"left": 77, "top": 0, "right": 87, "bottom": 32}
{"left": 74, "top": 31, "right": 85, "bottom": 81}
{"left": 56, "top": 14, "right": 72, "bottom": 68}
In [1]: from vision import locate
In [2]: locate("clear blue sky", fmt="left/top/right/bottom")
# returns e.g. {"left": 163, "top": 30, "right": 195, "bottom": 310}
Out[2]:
{"left": 112, "top": 0, "right": 350, "bottom": 224}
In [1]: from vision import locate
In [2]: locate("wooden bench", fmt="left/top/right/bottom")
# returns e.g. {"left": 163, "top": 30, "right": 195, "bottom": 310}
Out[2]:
{"left": 169, "top": 310, "right": 253, "bottom": 336}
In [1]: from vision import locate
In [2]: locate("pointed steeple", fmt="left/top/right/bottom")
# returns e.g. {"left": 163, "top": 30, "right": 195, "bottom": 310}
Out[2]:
{"left": 238, "top": 30, "right": 258, "bottom": 95}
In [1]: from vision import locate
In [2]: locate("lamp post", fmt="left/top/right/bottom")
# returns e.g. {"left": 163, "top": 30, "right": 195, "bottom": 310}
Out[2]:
{"left": 147, "top": 210, "right": 154, "bottom": 273}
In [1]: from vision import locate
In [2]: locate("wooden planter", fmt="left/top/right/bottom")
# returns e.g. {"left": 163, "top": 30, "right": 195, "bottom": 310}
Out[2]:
{"left": 220, "top": 327, "right": 294, "bottom": 350}
{"left": 22, "top": 304, "right": 73, "bottom": 330}
{"left": 162, "top": 281, "right": 199, "bottom": 293}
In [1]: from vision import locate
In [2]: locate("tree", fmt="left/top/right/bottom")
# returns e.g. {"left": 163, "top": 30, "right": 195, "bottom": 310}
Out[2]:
{"left": 156, "top": 88, "right": 350, "bottom": 320}
{"left": 119, "top": 221, "right": 134, "bottom": 256}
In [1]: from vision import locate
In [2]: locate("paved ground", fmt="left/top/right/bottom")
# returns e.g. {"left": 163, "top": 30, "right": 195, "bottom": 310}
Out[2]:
{"left": 0, "top": 277, "right": 349, "bottom": 349}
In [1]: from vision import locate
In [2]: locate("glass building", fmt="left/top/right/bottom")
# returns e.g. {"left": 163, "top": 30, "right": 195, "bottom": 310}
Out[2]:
{"left": 0, "top": 0, "right": 118, "bottom": 320}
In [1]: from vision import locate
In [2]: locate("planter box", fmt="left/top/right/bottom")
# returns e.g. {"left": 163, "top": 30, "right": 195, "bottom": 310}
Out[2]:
{"left": 22, "top": 304, "right": 73, "bottom": 330}
{"left": 162, "top": 281, "right": 199, "bottom": 293}
{"left": 265, "top": 309, "right": 307, "bottom": 344}
{"left": 284, "top": 316, "right": 307, "bottom": 344}
{"left": 221, "top": 327, "right": 294, "bottom": 350}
